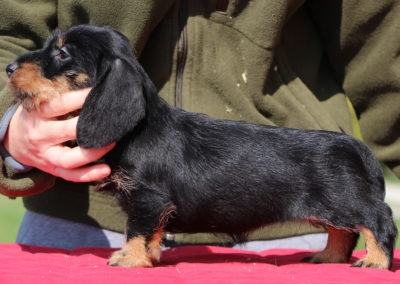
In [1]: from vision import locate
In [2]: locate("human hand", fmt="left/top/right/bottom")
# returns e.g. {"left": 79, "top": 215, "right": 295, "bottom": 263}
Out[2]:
{"left": 3, "top": 88, "right": 115, "bottom": 182}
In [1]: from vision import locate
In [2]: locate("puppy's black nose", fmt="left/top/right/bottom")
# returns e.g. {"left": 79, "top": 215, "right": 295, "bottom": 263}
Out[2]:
{"left": 6, "top": 63, "right": 18, "bottom": 77}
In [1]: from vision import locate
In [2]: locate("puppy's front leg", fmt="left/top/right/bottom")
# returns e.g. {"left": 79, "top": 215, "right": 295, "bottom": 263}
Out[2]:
{"left": 108, "top": 222, "right": 163, "bottom": 268}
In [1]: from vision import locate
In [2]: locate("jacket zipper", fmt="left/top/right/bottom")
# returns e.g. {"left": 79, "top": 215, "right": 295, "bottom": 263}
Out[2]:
{"left": 175, "top": 0, "right": 188, "bottom": 109}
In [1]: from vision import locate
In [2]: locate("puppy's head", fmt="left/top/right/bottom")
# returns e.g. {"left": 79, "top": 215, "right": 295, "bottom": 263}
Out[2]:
{"left": 6, "top": 25, "right": 149, "bottom": 148}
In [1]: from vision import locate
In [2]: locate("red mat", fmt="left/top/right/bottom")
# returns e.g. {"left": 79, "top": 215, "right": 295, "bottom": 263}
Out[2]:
{"left": 0, "top": 244, "right": 399, "bottom": 283}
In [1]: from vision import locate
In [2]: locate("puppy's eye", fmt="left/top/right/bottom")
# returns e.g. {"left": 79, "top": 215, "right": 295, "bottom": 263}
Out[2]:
{"left": 56, "top": 47, "right": 70, "bottom": 60}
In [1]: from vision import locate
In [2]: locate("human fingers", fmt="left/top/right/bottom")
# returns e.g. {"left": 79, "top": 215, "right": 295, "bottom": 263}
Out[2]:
{"left": 38, "top": 88, "right": 91, "bottom": 118}
{"left": 44, "top": 142, "right": 116, "bottom": 169}
{"left": 27, "top": 117, "right": 79, "bottom": 145}
{"left": 54, "top": 163, "right": 112, "bottom": 182}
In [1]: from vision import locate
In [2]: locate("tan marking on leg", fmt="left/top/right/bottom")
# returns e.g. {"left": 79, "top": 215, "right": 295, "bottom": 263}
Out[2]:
{"left": 147, "top": 229, "right": 163, "bottom": 263}
{"left": 352, "top": 227, "right": 389, "bottom": 269}
{"left": 306, "top": 227, "right": 355, "bottom": 263}
{"left": 108, "top": 235, "right": 153, "bottom": 268}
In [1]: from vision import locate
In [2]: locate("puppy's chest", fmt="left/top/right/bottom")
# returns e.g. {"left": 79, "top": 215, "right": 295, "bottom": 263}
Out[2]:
{"left": 101, "top": 145, "right": 162, "bottom": 190}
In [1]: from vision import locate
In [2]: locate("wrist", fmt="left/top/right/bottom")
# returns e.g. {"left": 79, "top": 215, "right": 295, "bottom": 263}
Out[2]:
{"left": 0, "top": 104, "right": 33, "bottom": 172}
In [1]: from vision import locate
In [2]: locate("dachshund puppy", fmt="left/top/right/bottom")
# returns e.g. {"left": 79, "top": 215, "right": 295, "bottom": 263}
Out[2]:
{"left": 6, "top": 25, "right": 397, "bottom": 269}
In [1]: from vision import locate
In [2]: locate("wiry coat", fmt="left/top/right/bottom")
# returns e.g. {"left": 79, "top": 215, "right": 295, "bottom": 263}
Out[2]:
{"left": 6, "top": 25, "right": 397, "bottom": 269}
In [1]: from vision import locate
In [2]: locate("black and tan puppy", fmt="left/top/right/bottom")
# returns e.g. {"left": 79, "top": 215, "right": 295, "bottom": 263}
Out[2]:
{"left": 6, "top": 25, "right": 397, "bottom": 269}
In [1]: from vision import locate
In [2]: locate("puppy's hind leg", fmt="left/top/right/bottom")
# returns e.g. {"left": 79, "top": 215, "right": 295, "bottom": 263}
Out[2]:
{"left": 302, "top": 225, "right": 359, "bottom": 264}
{"left": 351, "top": 202, "right": 397, "bottom": 270}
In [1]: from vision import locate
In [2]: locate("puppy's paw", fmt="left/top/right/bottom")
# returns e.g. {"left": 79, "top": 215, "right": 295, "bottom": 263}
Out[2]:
{"left": 301, "top": 254, "right": 324, "bottom": 264}
{"left": 107, "top": 249, "right": 153, "bottom": 268}
{"left": 351, "top": 258, "right": 389, "bottom": 270}
{"left": 301, "top": 251, "right": 348, "bottom": 264}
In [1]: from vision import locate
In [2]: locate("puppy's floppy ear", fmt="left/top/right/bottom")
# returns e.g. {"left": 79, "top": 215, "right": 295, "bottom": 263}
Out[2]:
{"left": 77, "top": 57, "right": 146, "bottom": 148}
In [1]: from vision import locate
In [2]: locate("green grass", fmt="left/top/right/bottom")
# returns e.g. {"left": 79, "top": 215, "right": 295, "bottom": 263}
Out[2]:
{"left": 0, "top": 195, "right": 25, "bottom": 243}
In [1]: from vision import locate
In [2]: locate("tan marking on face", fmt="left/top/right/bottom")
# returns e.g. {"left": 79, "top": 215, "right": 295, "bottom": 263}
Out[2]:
{"left": 74, "top": 72, "right": 90, "bottom": 86}
{"left": 7, "top": 62, "right": 73, "bottom": 111}
{"left": 56, "top": 37, "right": 65, "bottom": 48}
{"left": 352, "top": 226, "right": 390, "bottom": 269}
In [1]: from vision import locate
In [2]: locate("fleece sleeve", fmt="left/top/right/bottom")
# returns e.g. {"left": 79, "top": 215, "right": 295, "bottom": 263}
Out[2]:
{"left": 308, "top": 0, "right": 400, "bottom": 177}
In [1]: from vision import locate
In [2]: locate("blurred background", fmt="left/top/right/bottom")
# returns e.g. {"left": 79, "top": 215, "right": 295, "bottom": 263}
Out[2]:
{"left": 1, "top": 168, "right": 399, "bottom": 250}
{"left": 0, "top": 195, "right": 24, "bottom": 243}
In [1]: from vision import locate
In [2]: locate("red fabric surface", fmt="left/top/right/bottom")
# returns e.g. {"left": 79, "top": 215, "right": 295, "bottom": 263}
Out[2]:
{"left": 0, "top": 244, "right": 399, "bottom": 283}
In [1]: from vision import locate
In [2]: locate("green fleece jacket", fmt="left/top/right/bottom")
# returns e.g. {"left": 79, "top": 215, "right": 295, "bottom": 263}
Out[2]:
{"left": 0, "top": 0, "right": 399, "bottom": 243}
